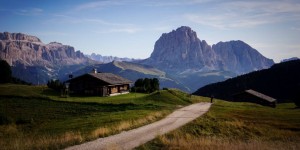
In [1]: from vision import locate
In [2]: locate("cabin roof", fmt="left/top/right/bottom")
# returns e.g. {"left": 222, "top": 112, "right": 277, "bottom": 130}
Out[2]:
{"left": 244, "top": 89, "right": 276, "bottom": 102}
{"left": 87, "top": 73, "right": 132, "bottom": 85}
{"left": 68, "top": 72, "right": 132, "bottom": 85}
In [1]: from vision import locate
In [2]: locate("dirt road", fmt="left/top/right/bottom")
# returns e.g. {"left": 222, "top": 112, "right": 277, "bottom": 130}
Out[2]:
{"left": 65, "top": 102, "right": 211, "bottom": 150}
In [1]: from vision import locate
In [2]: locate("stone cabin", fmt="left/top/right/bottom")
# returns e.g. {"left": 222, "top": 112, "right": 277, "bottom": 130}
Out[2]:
{"left": 67, "top": 70, "right": 132, "bottom": 96}
{"left": 232, "top": 89, "right": 277, "bottom": 108}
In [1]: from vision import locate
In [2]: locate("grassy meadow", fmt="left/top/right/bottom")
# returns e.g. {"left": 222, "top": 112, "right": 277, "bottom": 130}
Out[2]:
{"left": 138, "top": 99, "right": 300, "bottom": 150}
{"left": 2, "top": 84, "right": 298, "bottom": 150}
{"left": 0, "top": 84, "right": 198, "bottom": 149}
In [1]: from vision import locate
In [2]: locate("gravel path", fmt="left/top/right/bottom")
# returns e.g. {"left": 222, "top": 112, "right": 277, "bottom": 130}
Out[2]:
{"left": 65, "top": 102, "right": 211, "bottom": 150}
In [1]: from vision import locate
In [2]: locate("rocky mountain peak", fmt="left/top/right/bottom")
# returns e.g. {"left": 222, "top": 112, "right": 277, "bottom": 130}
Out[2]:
{"left": 147, "top": 26, "right": 217, "bottom": 72}
{"left": 144, "top": 26, "right": 274, "bottom": 75}
{"left": 0, "top": 32, "right": 42, "bottom": 43}
{"left": 213, "top": 40, "right": 274, "bottom": 73}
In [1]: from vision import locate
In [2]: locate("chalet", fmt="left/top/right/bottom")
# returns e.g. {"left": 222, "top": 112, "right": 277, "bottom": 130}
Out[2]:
{"left": 67, "top": 70, "right": 132, "bottom": 96}
{"left": 232, "top": 89, "right": 277, "bottom": 108}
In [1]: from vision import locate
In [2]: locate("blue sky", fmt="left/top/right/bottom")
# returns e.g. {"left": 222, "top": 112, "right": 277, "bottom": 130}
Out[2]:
{"left": 1, "top": 0, "right": 299, "bottom": 62}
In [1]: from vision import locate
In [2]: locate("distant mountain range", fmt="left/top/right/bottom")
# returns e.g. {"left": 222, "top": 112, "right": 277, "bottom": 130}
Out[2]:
{"left": 193, "top": 60, "right": 300, "bottom": 103}
{"left": 281, "top": 57, "right": 299, "bottom": 63}
{"left": 86, "top": 53, "right": 140, "bottom": 63}
{"left": 1, "top": 27, "right": 279, "bottom": 92}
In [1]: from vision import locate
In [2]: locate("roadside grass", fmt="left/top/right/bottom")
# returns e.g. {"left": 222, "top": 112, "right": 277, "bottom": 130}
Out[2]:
{"left": 0, "top": 84, "right": 199, "bottom": 149}
{"left": 138, "top": 99, "right": 300, "bottom": 150}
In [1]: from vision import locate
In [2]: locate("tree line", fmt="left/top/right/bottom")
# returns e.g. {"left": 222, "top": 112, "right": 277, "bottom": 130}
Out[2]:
{"left": 131, "top": 78, "right": 160, "bottom": 93}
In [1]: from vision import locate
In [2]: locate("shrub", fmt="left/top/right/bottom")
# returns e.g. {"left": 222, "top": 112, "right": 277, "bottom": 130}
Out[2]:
{"left": 47, "top": 79, "right": 63, "bottom": 91}
{"left": 132, "top": 78, "right": 160, "bottom": 93}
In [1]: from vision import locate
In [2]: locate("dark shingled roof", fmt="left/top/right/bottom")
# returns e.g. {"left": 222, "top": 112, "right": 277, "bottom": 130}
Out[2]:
{"left": 245, "top": 89, "right": 276, "bottom": 102}
{"left": 88, "top": 73, "right": 132, "bottom": 85}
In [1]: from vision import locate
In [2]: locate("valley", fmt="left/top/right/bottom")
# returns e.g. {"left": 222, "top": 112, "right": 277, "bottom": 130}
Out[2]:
{"left": 0, "top": 27, "right": 275, "bottom": 92}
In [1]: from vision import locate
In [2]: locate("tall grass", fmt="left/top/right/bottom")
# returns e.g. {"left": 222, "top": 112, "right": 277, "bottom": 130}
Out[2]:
{"left": 151, "top": 134, "right": 299, "bottom": 150}
{"left": 0, "top": 84, "right": 193, "bottom": 149}
{"left": 0, "top": 111, "right": 167, "bottom": 149}
{"left": 139, "top": 99, "right": 300, "bottom": 149}
{"left": 91, "top": 111, "right": 166, "bottom": 139}
{"left": 1, "top": 124, "right": 83, "bottom": 150}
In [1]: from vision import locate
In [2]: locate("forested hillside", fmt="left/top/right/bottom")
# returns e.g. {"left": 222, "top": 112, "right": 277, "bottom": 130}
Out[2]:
{"left": 194, "top": 60, "right": 300, "bottom": 103}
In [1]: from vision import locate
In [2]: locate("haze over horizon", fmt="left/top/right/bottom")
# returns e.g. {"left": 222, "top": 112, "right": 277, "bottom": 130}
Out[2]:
{"left": 1, "top": 0, "right": 299, "bottom": 62}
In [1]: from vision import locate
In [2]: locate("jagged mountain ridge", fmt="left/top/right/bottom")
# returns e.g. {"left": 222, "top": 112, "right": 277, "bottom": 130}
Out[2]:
{"left": 0, "top": 32, "right": 94, "bottom": 84}
{"left": 1, "top": 27, "right": 276, "bottom": 92}
{"left": 142, "top": 26, "right": 274, "bottom": 74}
{"left": 0, "top": 32, "right": 90, "bottom": 66}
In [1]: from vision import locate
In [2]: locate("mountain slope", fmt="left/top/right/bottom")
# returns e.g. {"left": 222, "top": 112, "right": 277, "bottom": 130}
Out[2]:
{"left": 193, "top": 60, "right": 300, "bottom": 103}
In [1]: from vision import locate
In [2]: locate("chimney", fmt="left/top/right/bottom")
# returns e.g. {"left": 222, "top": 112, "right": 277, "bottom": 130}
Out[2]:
{"left": 93, "top": 68, "right": 97, "bottom": 74}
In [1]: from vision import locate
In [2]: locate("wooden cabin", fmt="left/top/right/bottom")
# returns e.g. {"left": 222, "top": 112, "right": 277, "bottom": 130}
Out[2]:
{"left": 232, "top": 89, "right": 277, "bottom": 107}
{"left": 67, "top": 71, "right": 132, "bottom": 96}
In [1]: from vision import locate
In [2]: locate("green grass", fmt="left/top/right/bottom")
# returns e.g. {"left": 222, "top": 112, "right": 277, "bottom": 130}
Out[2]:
{"left": 139, "top": 99, "right": 300, "bottom": 150}
{"left": 0, "top": 84, "right": 198, "bottom": 149}
{"left": 0, "top": 84, "right": 46, "bottom": 97}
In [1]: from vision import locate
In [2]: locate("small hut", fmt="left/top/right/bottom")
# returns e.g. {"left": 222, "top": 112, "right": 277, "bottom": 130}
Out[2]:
{"left": 232, "top": 89, "right": 277, "bottom": 107}
{"left": 67, "top": 70, "right": 132, "bottom": 96}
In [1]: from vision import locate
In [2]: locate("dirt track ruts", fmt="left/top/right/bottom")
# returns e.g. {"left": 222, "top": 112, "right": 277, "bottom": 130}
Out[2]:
{"left": 65, "top": 102, "right": 211, "bottom": 150}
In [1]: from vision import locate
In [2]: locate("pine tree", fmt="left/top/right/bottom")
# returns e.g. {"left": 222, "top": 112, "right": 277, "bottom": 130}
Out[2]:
{"left": 0, "top": 60, "right": 12, "bottom": 83}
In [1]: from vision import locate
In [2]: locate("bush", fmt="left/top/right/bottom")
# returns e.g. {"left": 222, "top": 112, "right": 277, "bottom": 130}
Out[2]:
{"left": 47, "top": 79, "right": 63, "bottom": 91}
{"left": 132, "top": 78, "right": 160, "bottom": 93}
{"left": 294, "top": 99, "right": 300, "bottom": 108}
{"left": 0, "top": 114, "right": 13, "bottom": 125}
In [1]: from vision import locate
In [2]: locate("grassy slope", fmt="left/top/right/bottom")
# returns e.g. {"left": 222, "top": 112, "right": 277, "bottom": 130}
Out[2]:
{"left": 113, "top": 61, "right": 166, "bottom": 77}
{"left": 0, "top": 84, "right": 197, "bottom": 149}
{"left": 139, "top": 99, "right": 300, "bottom": 150}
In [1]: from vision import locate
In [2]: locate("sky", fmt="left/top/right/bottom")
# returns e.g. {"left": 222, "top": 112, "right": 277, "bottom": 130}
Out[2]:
{"left": 0, "top": 0, "right": 300, "bottom": 62}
